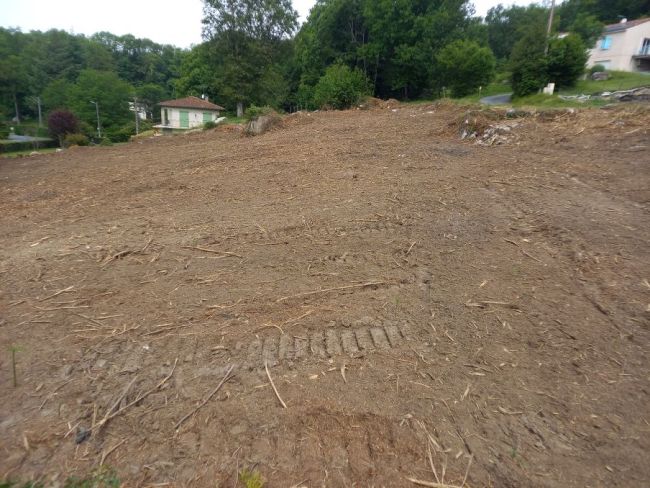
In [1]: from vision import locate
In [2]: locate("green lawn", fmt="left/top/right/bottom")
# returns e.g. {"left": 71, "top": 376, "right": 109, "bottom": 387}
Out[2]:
{"left": 511, "top": 93, "right": 607, "bottom": 108}
{"left": 460, "top": 81, "right": 512, "bottom": 102}
{"left": 1, "top": 147, "right": 59, "bottom": 158}
{"left": 224, "top": 115, "right": 246, "bottom": 124}
{"left": 560, "top": 70, "right": 650, "bottom": 95}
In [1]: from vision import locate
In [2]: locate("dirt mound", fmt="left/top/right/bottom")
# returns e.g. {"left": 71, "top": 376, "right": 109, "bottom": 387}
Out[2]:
{"left": 244, "top": 113, "right": 283, "bottom": 136}
{"left": 284, "top": 111, "right": 316, "bottom": 128}
{"left": 359, "top": 97, "right": 401, "bottom": 110}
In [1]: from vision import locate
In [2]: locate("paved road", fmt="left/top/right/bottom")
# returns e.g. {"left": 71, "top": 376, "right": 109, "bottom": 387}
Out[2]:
{"left": 480, "top": 93, "right": 512, "bottom": 105}
{"left": 8, "top": 134, "right": 51, "bottom": 142}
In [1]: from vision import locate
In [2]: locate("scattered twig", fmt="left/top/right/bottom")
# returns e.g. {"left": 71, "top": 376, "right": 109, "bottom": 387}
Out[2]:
{"left": 30, "top": 236, "right": 52, "bottom": 247}
{"left": 276, "top": 281, "right": 385, "bottom": 303}
{"left": 101, "top": 250, "right": 133, "bottom": 268}
{"left": 265, "top": 360, "right": 287, "bottom": 408}
{"left": 73, "top": 313, "right": 107, "bottom": 328}
{"left": 207, "top": 299, "right": 243, "bottom": 310}
{"left": 36, "top": 305, "right": 90, "bottom": 311}
{"left": 182, "top": 246, "right": 242, "bottom": 258}
{"left": 99, "top": 439, "right": 126, "bottom": 466}
{"left": 406, "top": 478, "right": 463, "bottom": 488}
{"left": 465, "top": 300, "right": 518, "bottom": 309}
{"left": 141, "top": 237, "right": 154, "bottom": 253}
{"left": 498, "top": 406, "right": 523, "bottom": 415}
{"left": 461, "top": 454, "right": 473, "bottom": 487}
{"left": 39, "top": 285, "right": 75, "bottom": 302}
{"left": 521, "top": 250, "right": 543, "bottom": 263}
{"left": 406, "top": 241, "right": 417, "bottom": 255}
{"left": 175, "top": 363, "right": 235, "bottom": 430}
{"left": 289, "top": 479, "right": 309, "bottom": 488}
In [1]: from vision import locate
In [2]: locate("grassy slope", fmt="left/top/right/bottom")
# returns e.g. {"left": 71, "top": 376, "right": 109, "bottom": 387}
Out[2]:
{"left": 560, "top": 70, "right": 650, "bottom": 95}
{"left": 467, "top": 71, "right": 650, "bottom": 108}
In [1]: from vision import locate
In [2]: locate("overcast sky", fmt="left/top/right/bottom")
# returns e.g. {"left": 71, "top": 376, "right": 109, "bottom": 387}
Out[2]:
{"left": 1, "top": 0, "right": 537, "bottom": 49}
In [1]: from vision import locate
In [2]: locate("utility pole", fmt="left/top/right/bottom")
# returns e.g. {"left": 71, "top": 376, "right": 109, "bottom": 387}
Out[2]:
{"left": 133, "top": 96, "right": 140, "bottom": 135}
{"left": 545, "top": 0, "right": 556, "bottom": 55}
{"left": 90, "top": 100, "right": 102, "bottom": 138}
{"left": 35, "top": 96, "right": 43, "bottom": 129}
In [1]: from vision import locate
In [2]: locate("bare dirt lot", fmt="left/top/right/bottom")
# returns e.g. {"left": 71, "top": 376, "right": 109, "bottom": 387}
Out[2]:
{"left": 1, "top": 103, "right": 649, "bottom": 488}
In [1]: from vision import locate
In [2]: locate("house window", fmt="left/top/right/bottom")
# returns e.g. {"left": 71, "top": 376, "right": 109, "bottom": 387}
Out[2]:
{"left": 641, "top": 38, "right": 650, "bottom": 56}
{"left": 601, "top": 36, "right": 612, "bottom": 50}
{"left": 164, "top": 109, "right": 169, "bottom": 125}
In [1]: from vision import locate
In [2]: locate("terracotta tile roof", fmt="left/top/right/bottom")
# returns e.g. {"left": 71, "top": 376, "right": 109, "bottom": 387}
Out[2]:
{"left": 159, "top": 96, "right": 225, "bottom": 111}
{"left": 604, "top": 17, "right": 650, "bottom": 33}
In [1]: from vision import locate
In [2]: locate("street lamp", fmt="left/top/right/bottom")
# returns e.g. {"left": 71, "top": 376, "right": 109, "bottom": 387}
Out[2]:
{"left": 90, "top": 100, "right": 102, "bottom": 138}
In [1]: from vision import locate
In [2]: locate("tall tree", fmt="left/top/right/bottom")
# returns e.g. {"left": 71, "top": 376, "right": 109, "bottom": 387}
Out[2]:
{"left": 0, "top": 29, "right": 29, "bottom": 123}
{"left": 68, "top": 69, "right": 133, "bottom": 137}
{"left": 294, "top": 0, "right": 473, "bottom": 100}
{"left": 199, "top": 0, "right": 298, "bottom": 111}
{"left": 510, "top": 25, "right": 549, "bottom": 97}
{"left": 485, "top": 4, "right": 549, "bottom": 61}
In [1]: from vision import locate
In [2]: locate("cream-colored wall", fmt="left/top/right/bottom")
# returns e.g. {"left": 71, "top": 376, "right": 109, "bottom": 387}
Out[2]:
{"left": 588, "top": 22, "right": 650, "bottom": 72}
{"left": 160, "top": 108, "right": 219, "bottom": 128}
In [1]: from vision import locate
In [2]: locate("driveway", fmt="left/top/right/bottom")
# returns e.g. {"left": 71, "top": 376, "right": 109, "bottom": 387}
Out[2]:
{"left": 480, "top": 93, "right": 512, "bottom": 105}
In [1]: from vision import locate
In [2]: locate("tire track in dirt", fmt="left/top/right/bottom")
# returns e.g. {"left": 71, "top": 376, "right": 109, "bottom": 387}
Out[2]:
{"left": 240, "top": 322, "right": 413, "bottom": 369}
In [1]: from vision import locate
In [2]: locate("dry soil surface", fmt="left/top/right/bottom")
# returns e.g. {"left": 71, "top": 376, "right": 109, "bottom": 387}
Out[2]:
{"left": 1, "top": 103, "right": 649, "bottom": 488}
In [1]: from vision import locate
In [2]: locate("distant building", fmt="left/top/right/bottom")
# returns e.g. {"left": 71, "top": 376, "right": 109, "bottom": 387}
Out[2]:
{"left": 588, "top": 18, "right": 650, "bottom": 72}
{"left": 156, "top": 96, "right": 225, "bottom": 131}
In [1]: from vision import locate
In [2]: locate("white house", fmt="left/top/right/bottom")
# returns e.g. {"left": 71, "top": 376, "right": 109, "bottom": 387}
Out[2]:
{"left": 588, "top": 18, "right": 650, "bottom": 72}
{"left": 157, "top": 96, "right": 225, "bottom": 131}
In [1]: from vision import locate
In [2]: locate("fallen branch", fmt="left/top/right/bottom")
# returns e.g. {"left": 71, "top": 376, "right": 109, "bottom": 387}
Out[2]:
{"left": 95, "top": 376, "right": 138, "bottom": 432}
{"left": 94, "top": 358, "right": 177, "bottom": 433}
{"left": 276, "top": 281, "right": 385, "bottom": 303}
{"left": 265, "top": 360, "right": 287, "bottom": 408}
{"left": 175, "top": 363, "right": 235, "bottom": 430}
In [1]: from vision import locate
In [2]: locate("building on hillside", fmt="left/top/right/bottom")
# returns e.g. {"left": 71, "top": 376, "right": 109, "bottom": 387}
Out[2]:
{"left": 588, "top": 18, "right": 650, "bottom": 72}
{"left": 156, "top": 96, "right": 225, "bottom": 131}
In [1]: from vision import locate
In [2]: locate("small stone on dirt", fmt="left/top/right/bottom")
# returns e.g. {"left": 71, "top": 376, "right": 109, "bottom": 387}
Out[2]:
{"left": 75, "top": 427, "right": 90, "bottom": 444}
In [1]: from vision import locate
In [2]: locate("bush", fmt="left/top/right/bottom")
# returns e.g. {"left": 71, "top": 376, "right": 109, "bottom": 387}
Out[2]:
{"left": 589, "top": 64, "right": 606, "bottom": 74}
{"left": 437, "top": 40, "right": 497, "bottom": 98}
{"left": 510, "top": 28, "right": 549, "bottom": 97}
{"left": 296, "top": 83, "right": 316, "bottom": 111}
{"left": 0, "top": 120, "right": 9, "bottom": 140}
{"left": 63, "top": 133, "right": 89, "bottom": 147}
{"left": 313, "top": 64, "right": 370, "bottom": 110}
{"left": 547, "top": 34, "right": 588, "bottom": 88}
{"left": 203, "top": 120, "right": 217, "bottom": 129}
{"left": 245, "top": 105, "right": 275, "bottom": 121}
{"left": 99, "top": 137, "right": 113, "bottom": 146}
{"left": 48, "top": 110, "right": 80, "bottom": 147}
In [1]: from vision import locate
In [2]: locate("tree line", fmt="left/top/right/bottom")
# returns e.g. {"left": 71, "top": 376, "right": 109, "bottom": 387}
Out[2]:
{"left": 0, "top": 29, "right": 183, "bottom": 141}
{"left": 1, "top": 0, "right": 648, "bottom": 142}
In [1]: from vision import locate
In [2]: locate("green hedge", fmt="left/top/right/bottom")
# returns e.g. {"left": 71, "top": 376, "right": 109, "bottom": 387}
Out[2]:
{"left": 0, "top": 139, "right": 58, "bottom": 154}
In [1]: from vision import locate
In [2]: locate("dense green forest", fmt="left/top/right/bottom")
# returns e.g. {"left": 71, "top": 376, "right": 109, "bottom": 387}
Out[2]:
{"left": 1, "top": 0, "right": 648, "bottom": 143}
